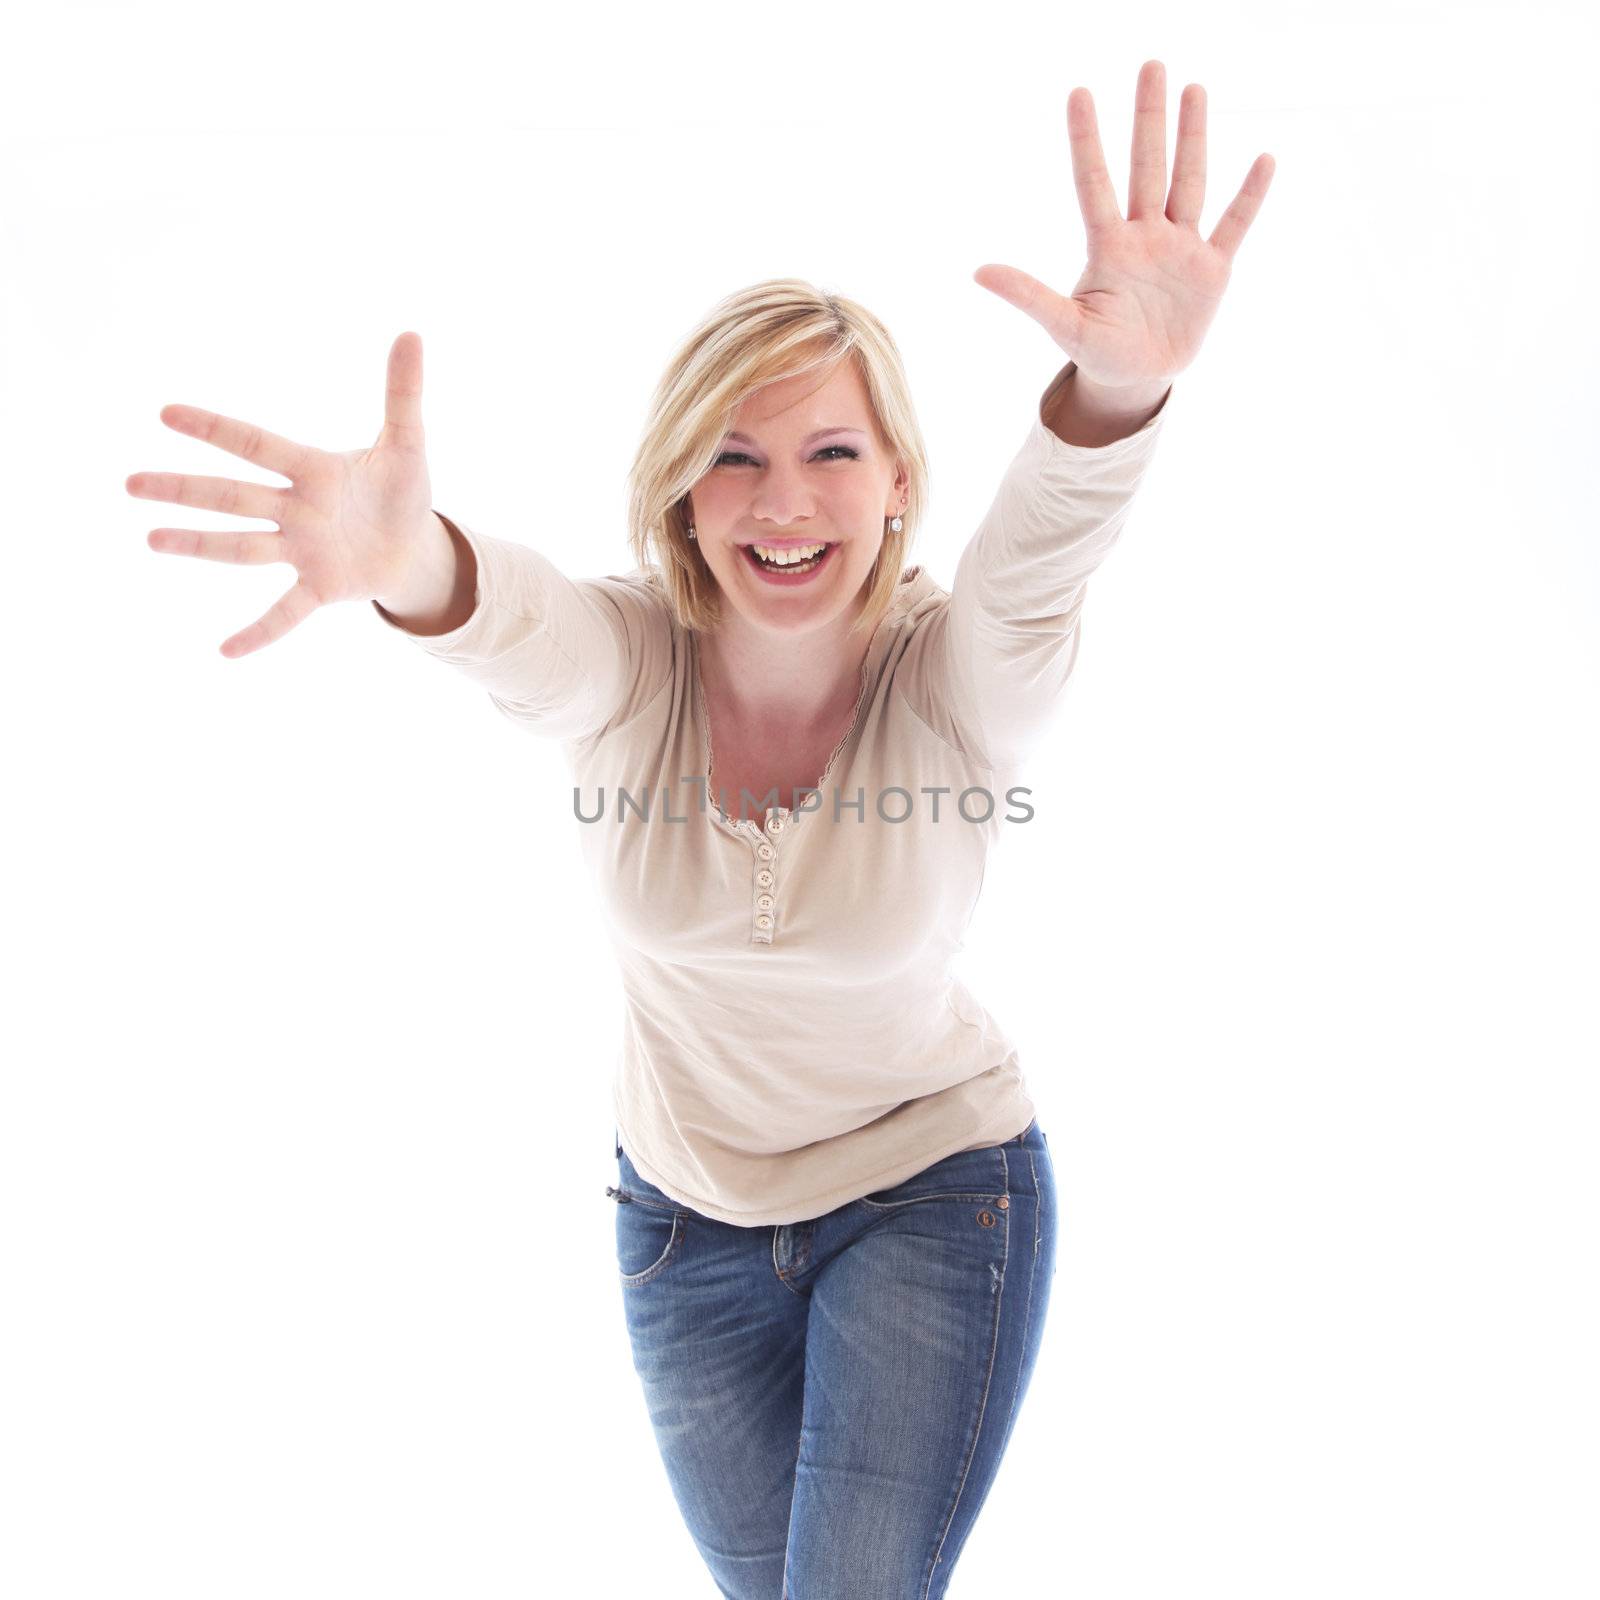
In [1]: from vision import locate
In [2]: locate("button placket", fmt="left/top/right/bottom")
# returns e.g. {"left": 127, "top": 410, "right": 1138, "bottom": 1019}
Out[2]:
{"left": 749, "top": 807, "right": 790, "bottom": 943}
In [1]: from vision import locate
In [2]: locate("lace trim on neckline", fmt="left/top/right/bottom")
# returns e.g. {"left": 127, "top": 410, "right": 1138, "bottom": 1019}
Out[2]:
{"left": 690, "top": 599, "right": 903, "bottom": 832}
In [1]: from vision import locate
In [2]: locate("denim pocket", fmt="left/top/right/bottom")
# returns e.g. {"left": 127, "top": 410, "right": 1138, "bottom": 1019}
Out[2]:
{"left": 610, "top": 1191, "right": 685, "bottom": 1285}
{"left": 858, "top": 1140, "right": 1013, "bottom": 1210}
{"left": 607, "top": 1148, "right": 690, "bottom": 1285}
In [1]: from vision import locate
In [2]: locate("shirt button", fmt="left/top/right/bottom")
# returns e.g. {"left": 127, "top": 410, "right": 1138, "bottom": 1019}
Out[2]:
{"left": 756, "top": 870, "right": 773, "bottom": 887}
{"left": 766, "top": 814, "right": 784, "bottom": 834}
{"left": 756, "top": 914, "right": 773, "bottom": 929}
{"left": 758, "top": 844, "right": 775, "bottom": 860}
{"left": 756, "top": 893, "right": 774, "bottom": 911}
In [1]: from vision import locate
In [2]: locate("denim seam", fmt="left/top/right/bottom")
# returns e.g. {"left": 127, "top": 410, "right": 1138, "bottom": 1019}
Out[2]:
{"left": 995, "top": 1145, "right": 1043, "bottom": 1465}
{"left": 857, "top": 1187, "right": 1011, "bottom": 1211}
{"left": 1026, "top": 1145, "right": 1041, "bottom": 1257}
{"left": 922, "top": 1143, "right": 1011, "bottom": 1599}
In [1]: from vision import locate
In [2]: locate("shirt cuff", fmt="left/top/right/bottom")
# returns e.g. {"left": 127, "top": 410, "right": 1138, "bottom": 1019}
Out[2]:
{"left": 1032, "top": 359, "right": 1173, "bottom": 462}
{"left": 369, "top": 510, "right": 492, "bottom": 652}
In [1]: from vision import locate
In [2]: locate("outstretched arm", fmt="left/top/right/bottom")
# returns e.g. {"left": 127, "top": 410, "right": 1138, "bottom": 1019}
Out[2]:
{"left": 926, "top": 60, "right": 1274, "bottom": 771}
{"left": 374, "top": 513, "right": 672, "bottom": 746}
{"left": 932, "top": 360, "right": 1171, "bottom": 772}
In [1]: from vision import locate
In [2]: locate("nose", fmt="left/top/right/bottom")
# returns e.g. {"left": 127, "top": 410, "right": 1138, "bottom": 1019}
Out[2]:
{"left": 746, "top": 468, "right": 821, "bottom": 527}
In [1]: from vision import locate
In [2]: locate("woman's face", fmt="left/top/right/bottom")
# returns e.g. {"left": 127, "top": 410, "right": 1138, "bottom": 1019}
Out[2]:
{"left": 685, "top": 360, "right": 907, "bottom": 638}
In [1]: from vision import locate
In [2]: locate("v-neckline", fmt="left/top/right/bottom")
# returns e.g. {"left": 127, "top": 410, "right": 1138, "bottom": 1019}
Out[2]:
{"left": 690, "top": 613, "right": 883, "bottom": 840}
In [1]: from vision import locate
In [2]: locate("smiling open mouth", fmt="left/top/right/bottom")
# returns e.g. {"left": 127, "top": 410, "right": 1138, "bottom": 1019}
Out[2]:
{"left": 742, "top": 542, "right": 838, "bottom": 580}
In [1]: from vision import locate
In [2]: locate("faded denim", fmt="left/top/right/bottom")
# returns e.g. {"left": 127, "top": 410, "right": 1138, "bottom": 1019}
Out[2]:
{"left": 606, "top": 1118, "right": 1058, "bottom": 1598}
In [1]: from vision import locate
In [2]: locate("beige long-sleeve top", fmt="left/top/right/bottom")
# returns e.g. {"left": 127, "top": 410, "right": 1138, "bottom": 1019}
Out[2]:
{"left": 375, "top": 361, "right": 1172, "bottom": 1225}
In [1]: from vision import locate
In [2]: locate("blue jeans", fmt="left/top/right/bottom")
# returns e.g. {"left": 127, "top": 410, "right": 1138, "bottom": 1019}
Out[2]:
{"left": 606, "top": 1118, "right": 1058, "bottom": 1598}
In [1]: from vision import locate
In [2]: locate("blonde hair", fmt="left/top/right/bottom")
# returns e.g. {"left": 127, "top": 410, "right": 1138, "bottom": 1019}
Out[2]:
{"left": 626, "top": 278, "right": 930, "bottom": 643}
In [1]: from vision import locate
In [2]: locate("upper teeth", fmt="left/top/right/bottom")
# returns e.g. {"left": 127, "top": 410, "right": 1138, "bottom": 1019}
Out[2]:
{"left": 752, "top": 542, "right": 828, "bottom": 565}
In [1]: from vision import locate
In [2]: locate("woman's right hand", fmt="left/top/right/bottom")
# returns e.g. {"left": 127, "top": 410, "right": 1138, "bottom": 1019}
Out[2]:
{"left": 127, "top": 330, "right": 439, "bottom": 658}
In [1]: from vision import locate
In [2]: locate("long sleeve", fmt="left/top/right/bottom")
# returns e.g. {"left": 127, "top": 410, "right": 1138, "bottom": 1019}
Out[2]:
{"left": 371, "top": 510, "right": 674, "bottom": 745}
{"left": 907, "top": 361, "right": 1172, "bottom": 773}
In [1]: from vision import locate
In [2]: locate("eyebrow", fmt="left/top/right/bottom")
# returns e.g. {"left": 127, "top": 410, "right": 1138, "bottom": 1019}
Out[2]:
{"left": 722, "top": 426, "right": 867, "bottom": 447}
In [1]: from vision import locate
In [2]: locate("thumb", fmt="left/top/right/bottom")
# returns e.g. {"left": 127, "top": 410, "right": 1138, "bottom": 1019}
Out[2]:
{"left": 381, "top": 330, "right": 426, "bottom": 445}
{"left": 972, "top": 264, "right": 1083, "bottom": 353}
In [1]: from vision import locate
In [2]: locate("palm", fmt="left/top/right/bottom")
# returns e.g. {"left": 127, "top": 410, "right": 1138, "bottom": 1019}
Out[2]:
{"left": 323, "top": 434, "right": 432, "bottom": 594}
{"left": 975, "top": 60, "right": 1275, "bottom": 390}
{"left": 128, "top": 332, "right": 435, "bottom": 657}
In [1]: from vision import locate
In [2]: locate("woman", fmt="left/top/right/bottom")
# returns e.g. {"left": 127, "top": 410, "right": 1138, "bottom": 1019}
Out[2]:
{"left": 128, "top": 60, "right": 1272, "bottom": 1600}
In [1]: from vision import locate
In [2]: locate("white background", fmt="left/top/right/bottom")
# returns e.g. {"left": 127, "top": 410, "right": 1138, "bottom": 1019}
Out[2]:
{"left": 4, "top": 1, "right": 1596, "bottom": 1595}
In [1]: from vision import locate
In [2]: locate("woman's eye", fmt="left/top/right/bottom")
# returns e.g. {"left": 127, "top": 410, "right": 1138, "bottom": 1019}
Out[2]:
{"left": 715, "top": 446, "right": 859, "bottom": 467}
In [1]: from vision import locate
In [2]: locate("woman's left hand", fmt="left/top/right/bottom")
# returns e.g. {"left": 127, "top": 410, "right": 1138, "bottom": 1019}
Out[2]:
{"left": 974, "top": 60, "right": 1275, "bottom": 391}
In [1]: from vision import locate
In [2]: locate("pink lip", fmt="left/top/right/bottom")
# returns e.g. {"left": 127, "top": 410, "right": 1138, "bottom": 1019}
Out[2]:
{"left": 737, "top": 536, "right": 835, "bottom": 549}
{"left": 741, "top": 540, "right": 839, "bottom": 585}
